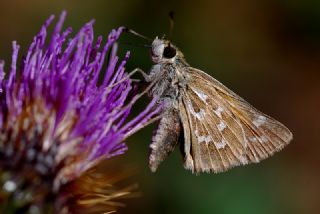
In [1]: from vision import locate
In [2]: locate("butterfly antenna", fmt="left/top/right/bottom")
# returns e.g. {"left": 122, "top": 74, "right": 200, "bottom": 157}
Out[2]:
{"left": 168, "top": 11, "right": 175, "bottom": 40}
{"left": 124, "top": 27, "right": 153, "bottom": 42}
{"left": 121, "top": 41, "right": 151, "bottom": 48}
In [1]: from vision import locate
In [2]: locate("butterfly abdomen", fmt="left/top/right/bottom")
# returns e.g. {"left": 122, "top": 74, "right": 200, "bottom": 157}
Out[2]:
{"left": 149, "top": 108, "right": 181, "bottom": 172}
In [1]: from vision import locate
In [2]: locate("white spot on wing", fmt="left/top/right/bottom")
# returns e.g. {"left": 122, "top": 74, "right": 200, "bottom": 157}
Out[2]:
{"left": 199, "top": 135, "right": 211, "bottom": 144}
{"left": 239, "top": 155, "right": 249, "bottom": 164}
{"left": 253, "top": 115, "right": 266, "bottom": 127}
{"left": 216, "top": 139, "right": 226, "bottom": 149}
{"left": 187, "top": 101, "right": 205, "bottom": 120}
{"left": 214, "top": 106, "right": 224, "bottom": 118}
{"left": 191, "top": 88, "right": 208, "bottom": 103}
{"left": 217, "top": 121, "right": 226, "bottom": 132}
{"left": 260, "top": 136, "right": 268, "bottom": 143}
{"left": 195, "top": 130, "right": 211, "bottom": 144}
{"left": 249, "top": 136, "right": 258, "bottom": 143}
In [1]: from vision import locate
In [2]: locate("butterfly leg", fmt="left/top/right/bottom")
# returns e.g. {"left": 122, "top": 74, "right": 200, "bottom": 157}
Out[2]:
{"left": 106, "top": 67, "right": 150, "bottom": 89}
{"left": 130, "top": 67, "right": 152, "bottom": 82}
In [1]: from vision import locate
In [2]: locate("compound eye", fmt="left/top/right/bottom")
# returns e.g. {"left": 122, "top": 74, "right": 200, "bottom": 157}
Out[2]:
{"left": 163, "top": 45, "right": 176, "bottom": 58}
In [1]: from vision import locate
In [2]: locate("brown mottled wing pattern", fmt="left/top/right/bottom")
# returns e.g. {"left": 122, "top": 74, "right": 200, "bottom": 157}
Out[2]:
{"left": 179, "top": 67, "right": 293, "bottom": 173}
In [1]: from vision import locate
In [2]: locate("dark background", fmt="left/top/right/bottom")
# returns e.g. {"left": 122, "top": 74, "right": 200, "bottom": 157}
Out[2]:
{"left": 1, "top": 1, "right": 320, "bottom": 214}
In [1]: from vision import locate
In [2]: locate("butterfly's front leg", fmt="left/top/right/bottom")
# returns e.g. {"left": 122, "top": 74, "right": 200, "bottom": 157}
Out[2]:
{"left": 106, "top": 67, "right": 151, "bottom": 89}
{"left": 130, "top": 68, "right": 152, "bottom": 82}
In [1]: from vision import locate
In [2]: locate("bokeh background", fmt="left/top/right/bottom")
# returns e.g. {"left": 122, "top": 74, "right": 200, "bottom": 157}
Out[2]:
{"left": 1, "top": 0, "right": 319, "bottom": 214}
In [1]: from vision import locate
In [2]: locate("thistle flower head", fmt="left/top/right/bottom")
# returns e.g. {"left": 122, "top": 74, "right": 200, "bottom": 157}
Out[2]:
{"left": 0, "top": 11, "right": 161, "bottom": 213}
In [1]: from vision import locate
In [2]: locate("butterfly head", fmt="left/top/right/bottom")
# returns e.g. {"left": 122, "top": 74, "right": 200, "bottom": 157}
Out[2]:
{"left": 150, "top": 37, "right": 183, "bottom": 64}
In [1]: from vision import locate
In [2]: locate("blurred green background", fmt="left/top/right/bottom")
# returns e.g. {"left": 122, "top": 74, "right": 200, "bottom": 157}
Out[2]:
{"left": 1, "top": 0, "right": 319, "bottom": 214}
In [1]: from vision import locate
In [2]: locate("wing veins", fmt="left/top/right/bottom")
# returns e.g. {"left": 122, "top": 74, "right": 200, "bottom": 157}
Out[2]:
{"left": 183, "top": 90, "right": 216, "bottom": 172}
{"left": 181, "top": 94, "right": 205, "bottom": 172}
{"left": 188, "top": 90, "right": 239, "bottom": 171}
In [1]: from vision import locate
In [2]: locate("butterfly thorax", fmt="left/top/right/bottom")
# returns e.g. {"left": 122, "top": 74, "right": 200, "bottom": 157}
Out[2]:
{"left": 148, "top": 38, "right": 189, "bottom": 105}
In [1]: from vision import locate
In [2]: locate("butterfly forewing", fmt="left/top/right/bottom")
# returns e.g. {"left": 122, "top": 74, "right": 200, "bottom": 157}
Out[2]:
{"left": 180, "top": 67, "right": 293, "bottom": 173}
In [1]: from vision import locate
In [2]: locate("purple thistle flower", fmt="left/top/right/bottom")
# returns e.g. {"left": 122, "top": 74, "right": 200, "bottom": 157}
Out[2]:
{"left": 0, "top": 11, "right": 161, "bottom": 213}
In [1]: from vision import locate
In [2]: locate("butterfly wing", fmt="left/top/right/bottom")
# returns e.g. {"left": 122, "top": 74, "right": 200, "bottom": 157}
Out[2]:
{"left": 179, "top": 67, "right": 293, "bottom": 173}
